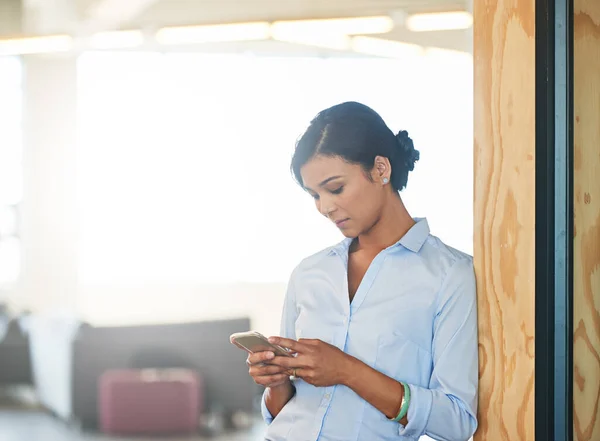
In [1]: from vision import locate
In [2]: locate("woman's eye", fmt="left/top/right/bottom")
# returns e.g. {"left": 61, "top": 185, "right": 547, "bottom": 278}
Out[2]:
{"left": 330, "top": 186, "right": 344, "bottom": 195}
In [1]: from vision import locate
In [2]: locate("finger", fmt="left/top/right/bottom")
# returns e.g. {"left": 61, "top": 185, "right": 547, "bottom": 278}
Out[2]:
{"left": 266, "top": 375, "right": 291, "bottom": 388}
{"left": 299, "top": 338, "right": 321, "bottom": 347}
{"left": 253, "top": 373, "right": 289, "bottom": 387}
{"left": 267, "top": 378, "right": 290, "bottom": 388}
{"left": 247, "top": 351, "right": 275, "bottom": 365}
{"left": 268, "top": 337, "right": 305, "bottom": 353}
{"left": 268, "top": 355, "right": 307, "bottom": 369}
{"left": 249, "top": 364, "right": 287, "bottom": 376}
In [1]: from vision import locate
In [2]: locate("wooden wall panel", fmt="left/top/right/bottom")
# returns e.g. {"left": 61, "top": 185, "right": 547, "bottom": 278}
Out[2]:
{"left": 473, "top": 1, "right": 536, "bottom": 440}
{"left": 573, "top": 1, "right": 600, "bottom": 440}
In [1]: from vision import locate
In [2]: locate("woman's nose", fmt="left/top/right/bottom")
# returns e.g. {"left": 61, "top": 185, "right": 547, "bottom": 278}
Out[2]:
{"left": 318, "top": 197, "right": 336, "bottom": 218}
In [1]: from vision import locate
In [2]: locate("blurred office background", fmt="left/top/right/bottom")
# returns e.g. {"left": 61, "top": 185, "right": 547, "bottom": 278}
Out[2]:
{"left": 0, "top": 0, "right": 473, "bottom": 439}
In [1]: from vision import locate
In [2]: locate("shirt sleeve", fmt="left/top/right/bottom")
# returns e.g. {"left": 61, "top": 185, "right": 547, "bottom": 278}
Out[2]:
{"left": 261, "top": 268, "right": 299, "bottom": 424}
{"left": 398, "top": 257, "right": 479, "bottom": 441}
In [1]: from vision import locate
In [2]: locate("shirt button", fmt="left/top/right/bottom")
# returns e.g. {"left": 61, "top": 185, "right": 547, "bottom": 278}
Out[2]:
{"left": 324, "top": 393, "right": 331, "bottom": 400}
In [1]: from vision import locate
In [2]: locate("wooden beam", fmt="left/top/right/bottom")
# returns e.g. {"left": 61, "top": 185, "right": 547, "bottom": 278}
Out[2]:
{"left": 573, "top": 1, "right": 600, "bottom": 440}
{"left": 473, "top": 0, "right": 536, "bottom": 439}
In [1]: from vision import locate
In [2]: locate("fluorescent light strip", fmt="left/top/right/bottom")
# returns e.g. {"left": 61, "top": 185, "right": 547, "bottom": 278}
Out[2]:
{"left": 271, "top": 29, "right": 351, "bottom": 50}
{"left": 156, "top": 22, "right": 271, "bottom": 45}
{"left": 271, "top": 16, "right": 394, "bottom": 36}
{"left": 0, "top": 12, "right": 470, "bottom": 55}
{"left": 351, "top": 36, "right": 423, "bottom": 59}
{"left": 89, "top": 30, "right": 145, "bottom": 49}
{"left": 405, "top": 11, "right": 473, "bottom": 32}
{"left": 0, "top": 35, "right": 73, "bottom": 56}
{"left": 155, "top": 16, "right": 394, "bottom": 46}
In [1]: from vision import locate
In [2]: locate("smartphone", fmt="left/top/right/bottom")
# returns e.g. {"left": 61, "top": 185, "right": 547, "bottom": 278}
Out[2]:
{"left": 230, "top": 331, "right": 292, "bottom": 357}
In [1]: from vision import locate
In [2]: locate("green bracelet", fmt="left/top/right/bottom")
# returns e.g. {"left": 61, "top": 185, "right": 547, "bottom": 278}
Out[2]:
{"left": 391, "top": 382, "right": 411, "bottom": 423}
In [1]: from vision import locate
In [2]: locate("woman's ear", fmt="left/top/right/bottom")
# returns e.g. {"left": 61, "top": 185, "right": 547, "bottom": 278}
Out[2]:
{"left": 373, "top": 155, "right": 392, "bottom": 184}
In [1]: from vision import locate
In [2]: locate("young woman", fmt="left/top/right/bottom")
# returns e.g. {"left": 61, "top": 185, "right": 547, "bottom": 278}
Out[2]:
{"left": 247, "top": 101, "right": 478, "bottom": 441}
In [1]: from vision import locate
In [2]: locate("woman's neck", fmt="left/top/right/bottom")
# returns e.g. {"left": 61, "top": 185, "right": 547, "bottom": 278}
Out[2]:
{"left": 355, "top": 196, "right": 415, "bottom": 252}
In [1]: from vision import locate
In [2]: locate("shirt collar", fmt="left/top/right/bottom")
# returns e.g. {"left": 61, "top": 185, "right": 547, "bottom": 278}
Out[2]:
{"left": 328, "top": 217, "right": 430, "bottom": 256}
{"left": 398, "top": 217, "right": 430, "bottom": 252}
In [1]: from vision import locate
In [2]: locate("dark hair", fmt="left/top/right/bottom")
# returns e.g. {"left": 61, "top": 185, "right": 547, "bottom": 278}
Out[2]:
{"left": 291, "top": 101, "right": 420, "bottom": 191}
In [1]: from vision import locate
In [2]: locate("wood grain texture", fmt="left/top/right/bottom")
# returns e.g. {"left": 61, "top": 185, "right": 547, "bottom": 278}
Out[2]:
{"left": 573, "top": 1, "right": 600, "bottom": 440}
{"left": 473, "top": 1, "right": 536, "bottom": 440}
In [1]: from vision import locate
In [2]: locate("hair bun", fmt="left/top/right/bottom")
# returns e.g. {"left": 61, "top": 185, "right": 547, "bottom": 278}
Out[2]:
{"left": 395, "top": 130, "right": 420, "bottom": 172}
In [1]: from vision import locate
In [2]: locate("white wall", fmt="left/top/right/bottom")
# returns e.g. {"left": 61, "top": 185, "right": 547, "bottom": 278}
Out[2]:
{"left": 13, "top": 55, "right": 79, "bottom": 314}
{"left": 10, "top": 50, "right": 473, "bottom": 337}
{"left": 10, "top": 55, "right": 291, "bottom": 335}
{"left": 79, "top": 282, "right": 287, "bottom": 336}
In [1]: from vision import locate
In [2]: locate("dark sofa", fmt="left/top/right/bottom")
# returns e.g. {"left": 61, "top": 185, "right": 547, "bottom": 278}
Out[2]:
{"left": 0, "top": 313, "right": 33, "bottom": 386}
{"left": 28, "top": 316, "right": 259, "bottom": 428}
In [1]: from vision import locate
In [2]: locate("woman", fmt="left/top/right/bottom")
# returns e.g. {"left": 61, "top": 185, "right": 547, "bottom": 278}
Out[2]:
{"left": 247, "top": 102, "right": 478, "bottom": 441}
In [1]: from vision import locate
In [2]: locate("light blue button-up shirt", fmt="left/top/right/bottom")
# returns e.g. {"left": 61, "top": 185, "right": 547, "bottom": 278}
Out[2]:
{"left": 262, "top": 218, "right": 478, "bottom": 441}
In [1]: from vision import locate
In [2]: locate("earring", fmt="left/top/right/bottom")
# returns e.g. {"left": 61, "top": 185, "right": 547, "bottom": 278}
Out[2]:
{"left": 382, "top": 178, "right": 389, "bottom": 184}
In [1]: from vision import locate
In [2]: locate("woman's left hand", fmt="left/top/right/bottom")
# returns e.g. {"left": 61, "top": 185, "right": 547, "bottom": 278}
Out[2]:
{"left": 267, "top": 336, "right": 353, "bottom": 387}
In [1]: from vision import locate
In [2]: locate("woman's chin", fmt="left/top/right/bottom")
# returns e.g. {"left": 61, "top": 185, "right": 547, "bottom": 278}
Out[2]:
{"left": 339, "top": 228, "right": 358, "bottom": 238}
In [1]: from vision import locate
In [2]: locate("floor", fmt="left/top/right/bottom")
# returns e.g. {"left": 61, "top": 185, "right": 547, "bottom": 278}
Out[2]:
{"left": 0, "top": 410, "right": 267, "bottom": 441}
{"left": 0, "top": 386, "right": 266, "bottom": 440}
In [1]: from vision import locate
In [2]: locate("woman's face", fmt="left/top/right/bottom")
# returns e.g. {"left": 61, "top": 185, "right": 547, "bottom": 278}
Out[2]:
{"left": 300, "top": 155, "right": 389, "bottom": 238}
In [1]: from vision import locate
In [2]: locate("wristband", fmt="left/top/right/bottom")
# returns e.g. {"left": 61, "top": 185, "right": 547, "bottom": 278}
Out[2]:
{"left": 390, "top": 382, "right": 411, "bottom": 423}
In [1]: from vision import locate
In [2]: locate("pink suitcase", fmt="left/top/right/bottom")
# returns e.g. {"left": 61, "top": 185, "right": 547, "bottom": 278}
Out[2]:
{"left": 98, "top": 368, "right": 202, "bottom": 435}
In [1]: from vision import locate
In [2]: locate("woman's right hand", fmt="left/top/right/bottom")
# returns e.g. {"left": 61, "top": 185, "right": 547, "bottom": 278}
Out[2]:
{"left": 250, "top": 349, "right": 296, "bottom": 419}
{"left": 247, "top": 351, "right": 291, "bottom": 388}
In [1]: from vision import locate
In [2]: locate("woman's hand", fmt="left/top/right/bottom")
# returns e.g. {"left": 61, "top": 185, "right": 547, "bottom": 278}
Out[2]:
{"left": 267, "top": 337, "right": 352, "bottom": 387}
{"left": 247, "top": 350, "right": 292, "bottom": 388}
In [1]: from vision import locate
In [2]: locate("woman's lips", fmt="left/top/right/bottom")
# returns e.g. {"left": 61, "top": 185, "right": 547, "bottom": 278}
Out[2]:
{"left": 335, "top": 218, "right": 350, "bottom": 228}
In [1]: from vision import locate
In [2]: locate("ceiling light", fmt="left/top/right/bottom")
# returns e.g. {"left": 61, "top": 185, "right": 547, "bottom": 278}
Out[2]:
{"left": 0, "top": 35, "right": 73, "bottom": 56}
{"left": 271, "top": 29, "right": 351, "bottom": 50}
{"left": 156, "top": 22, "right": 271, "bottom": 44}
{"left": 271, "top": 16, "right": 394, "bottom": 36}
{"left": 406, "top": 11, "right": 473, "bottom": 32}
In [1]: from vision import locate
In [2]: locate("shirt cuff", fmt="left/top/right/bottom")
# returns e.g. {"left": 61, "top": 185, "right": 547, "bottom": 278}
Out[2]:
{"left": 397, "top": 383, "right": 433, "bottom": 438}
{"left": 261, "top": 389, "right": 274, "bottom": 424}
